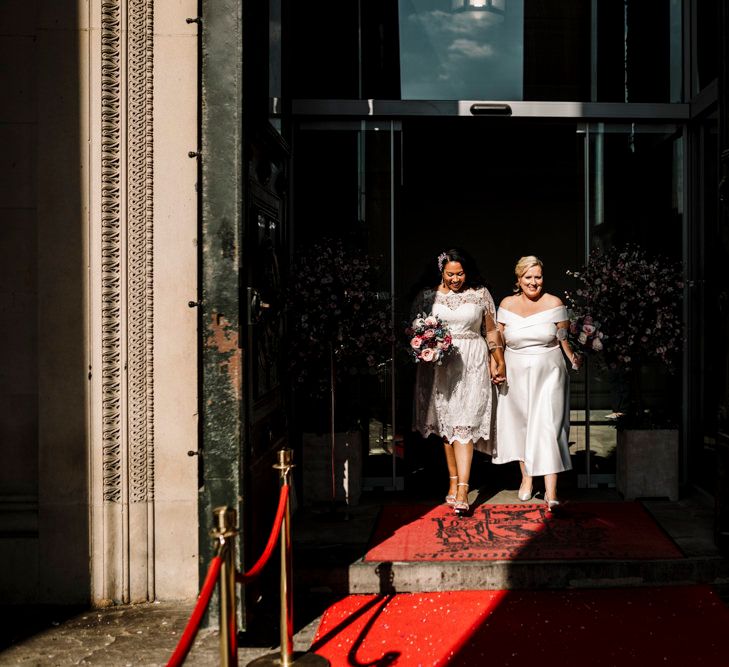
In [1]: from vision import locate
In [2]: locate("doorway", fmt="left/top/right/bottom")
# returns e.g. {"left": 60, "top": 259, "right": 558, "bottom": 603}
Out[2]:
{"left": 291, "top": 117, "right": 683, "bottom": 499}
{"left": 395, "top": 118, "right": 587, "bottom": 495}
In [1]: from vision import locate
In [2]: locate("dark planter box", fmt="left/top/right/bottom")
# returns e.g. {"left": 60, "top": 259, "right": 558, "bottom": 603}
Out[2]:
{"left": 716, "top": 433, "right": 729, "bottom": 557}
{"left": 616, "top": 429, "right": 679, "bottom": 501}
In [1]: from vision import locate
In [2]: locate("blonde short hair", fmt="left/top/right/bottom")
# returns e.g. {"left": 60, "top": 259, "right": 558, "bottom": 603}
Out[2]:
{"left": 513, "top": 255, "right": 544, "bottom": 293}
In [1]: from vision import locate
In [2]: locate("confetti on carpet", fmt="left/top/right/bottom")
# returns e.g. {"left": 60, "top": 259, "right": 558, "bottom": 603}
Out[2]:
{"left": 311, "top": 586, "right": 729, "bottom": 666}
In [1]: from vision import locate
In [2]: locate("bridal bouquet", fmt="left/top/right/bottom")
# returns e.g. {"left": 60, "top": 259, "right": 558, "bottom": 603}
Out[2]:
{"left": 406, "top": 313, "right": 453, "bottom": 364}
{"left": 568, "top": 314, "right": 604, "bottom": 354}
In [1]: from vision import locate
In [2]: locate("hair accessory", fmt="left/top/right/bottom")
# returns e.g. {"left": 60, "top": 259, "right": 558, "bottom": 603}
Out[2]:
{"left": 437, "top": 252, "right": 448, "bottom": 272}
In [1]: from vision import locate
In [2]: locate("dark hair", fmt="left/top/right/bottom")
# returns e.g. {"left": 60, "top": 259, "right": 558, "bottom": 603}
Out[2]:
{"left": 438, "top": 247, "right": 487, "bottom": 289}
{"left": 408, "top": 246, "right": 487, "bottom": 296}
{"left": 404, "top": 247, "right": 490, "bottom": 320}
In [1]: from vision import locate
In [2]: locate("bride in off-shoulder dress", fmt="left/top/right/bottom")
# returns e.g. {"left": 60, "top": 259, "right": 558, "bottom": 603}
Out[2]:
{"left": 493, "top": 256, "right": 582, "bottom": 510}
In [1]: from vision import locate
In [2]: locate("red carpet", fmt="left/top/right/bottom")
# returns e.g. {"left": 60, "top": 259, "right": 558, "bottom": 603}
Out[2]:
{"left": 311, "top": 587, "right": 729, "bottom": 666}
{"left": 364, "top": 502, "right": 683, "bottom": 561}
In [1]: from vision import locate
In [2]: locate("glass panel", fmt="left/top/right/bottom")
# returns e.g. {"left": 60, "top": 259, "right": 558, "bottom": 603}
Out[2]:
{"left": 291, "top": 121, "right": 403, "bottom": 493}
{"left": 288, "top": 1, "right": 683, "bottom": 103}
{"left": 588, "top": 124, "right": 683, "bottom": 257}
{"left": 398, "top": 0, "right": 525, "bottom": 100}
{"left": 693, "top": 117, "right": 721, "bottom": 494}
{"left": 694, "top": 0, "right": 719, "bottom": 95}
{"left": 524, "top": 1, "right": 591, "bottom": 101}
{"left": 268, "top": 0, "right": 282, "bottom": 134}
{"left": 289, "top": 1, "right": 360, "bottom": 99}
{"left": 291, "top": 119, "right": 685, "bottom": 496}
{"left": 594, "top": 0, "right": 683, "bottom": 103}
{"left": 576, "top": 123, "right": 684, "bottom": 486}
{"left": 395, "top": 119, "right": 585, "bottom": 494}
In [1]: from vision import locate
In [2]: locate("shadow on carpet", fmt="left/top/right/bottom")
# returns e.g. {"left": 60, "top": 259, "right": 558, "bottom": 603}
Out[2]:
{"left": 310, "top": 586, "right": 729, "bottom": 666}
{"left": 364, "top": 501, "right": 684, "bottom": 561}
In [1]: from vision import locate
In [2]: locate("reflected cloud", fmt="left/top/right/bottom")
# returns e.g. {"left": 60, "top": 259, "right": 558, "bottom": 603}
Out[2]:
{"left": 448, "top": 38, "right": 495, "bottom": 59}
{"left": 400, "top": 0, "right": 524, "bottom": 100}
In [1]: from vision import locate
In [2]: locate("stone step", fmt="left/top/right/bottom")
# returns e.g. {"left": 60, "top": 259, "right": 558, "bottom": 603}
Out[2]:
{"left": 346, "top": 555, "right": 729, "bottom": 594}
{"left": 295, "top": 550, "right": 729, "bottom": 596}
{"left": 293, "top": 492, "right": 729, "bottom": 596}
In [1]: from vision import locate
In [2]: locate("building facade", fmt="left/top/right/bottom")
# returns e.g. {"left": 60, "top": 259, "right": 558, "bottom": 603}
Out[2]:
{"left": 1, "top": 0, "right": 728, "bottom": 614}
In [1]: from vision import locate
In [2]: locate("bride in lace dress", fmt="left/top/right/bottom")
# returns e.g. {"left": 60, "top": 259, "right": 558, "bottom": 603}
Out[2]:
{"left": 412, "top": 248, "right": 506, "bottom": 515}
{"left": 493, "top": 256, "right": 582, "bottom": 511}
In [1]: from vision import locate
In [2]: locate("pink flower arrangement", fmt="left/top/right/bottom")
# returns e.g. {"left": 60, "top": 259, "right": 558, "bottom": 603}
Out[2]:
{"left": 286, "top": 238, "right": 394, "bottom": 396}
{"left": 406, "top": 313, "right": 453, "bottom": 365}
{"left": 565, "top": 244, "right": 684, "bottom": 373}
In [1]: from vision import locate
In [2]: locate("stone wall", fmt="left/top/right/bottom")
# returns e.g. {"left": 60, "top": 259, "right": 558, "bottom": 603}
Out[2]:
{"left": 0, "top": 0, "right": 200, "bottom": 604}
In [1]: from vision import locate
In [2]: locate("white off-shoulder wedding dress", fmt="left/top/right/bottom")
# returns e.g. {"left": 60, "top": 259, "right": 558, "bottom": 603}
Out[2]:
{"left": 493, "top": 305, "right": 572, "bottom": 475}
{"left": 412, "top": 286, "right": 498, "bottom": 453}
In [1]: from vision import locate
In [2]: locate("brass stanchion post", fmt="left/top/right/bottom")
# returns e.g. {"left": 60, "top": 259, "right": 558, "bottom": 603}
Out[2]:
{"left": 212, "top": 506, "right": 238, "bottom": 667}
{"left": 248, "top": 449, "right": 329, "bottom": 666}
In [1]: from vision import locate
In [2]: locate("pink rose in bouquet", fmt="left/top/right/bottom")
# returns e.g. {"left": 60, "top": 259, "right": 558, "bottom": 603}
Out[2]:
{"left": 420, "top": 347, "right": 436, "bottom": 362}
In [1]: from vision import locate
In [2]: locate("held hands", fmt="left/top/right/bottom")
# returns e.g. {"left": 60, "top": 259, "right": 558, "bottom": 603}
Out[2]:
{"left": 490, "top": 357, "right": 506, "bottom": 385}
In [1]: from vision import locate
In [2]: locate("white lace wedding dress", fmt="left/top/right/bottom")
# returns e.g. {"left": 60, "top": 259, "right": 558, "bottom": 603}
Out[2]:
{"left": 412, "top": 286, "right": 499, "bottom": 453}
{"left": 493, "top": 305, "right": 572, "bottom": 475}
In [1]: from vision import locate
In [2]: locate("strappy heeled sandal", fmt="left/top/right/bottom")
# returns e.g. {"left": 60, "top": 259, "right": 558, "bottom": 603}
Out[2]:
{"left": 445, "top": 475, "right": 458, "bottom": 506}
{"left": 454, "top": 483, "right": 470, "bottom": 515}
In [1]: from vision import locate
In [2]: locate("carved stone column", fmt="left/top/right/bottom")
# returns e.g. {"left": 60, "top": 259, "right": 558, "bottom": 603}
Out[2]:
{"left": 95, "top": 0, "right": 156, "bottom": 605}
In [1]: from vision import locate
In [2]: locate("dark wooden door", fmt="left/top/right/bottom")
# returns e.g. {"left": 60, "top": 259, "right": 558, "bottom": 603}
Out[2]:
{"left": 242, "top": 134, "right": 290, "bottom": 625}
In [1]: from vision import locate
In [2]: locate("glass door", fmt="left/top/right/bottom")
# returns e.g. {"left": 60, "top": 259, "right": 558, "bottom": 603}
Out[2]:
{"left": 292, "top": 117, "right": 685, "bottom": 498}
{"left": 572, "top": 122, "right": 684, "bottom": 488}
{"left": 394, "top": 118, "right": 586, "bottom": 495}
{"left": 291, "top": 120, "right": 404, "bottom": 499}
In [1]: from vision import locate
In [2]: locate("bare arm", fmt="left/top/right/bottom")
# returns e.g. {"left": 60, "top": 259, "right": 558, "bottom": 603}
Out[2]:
{"left": 482, "top": 289, "right": 506, "bottom": 384}
{"left": 557, "top": 319, "right": 582, "bottom": 369}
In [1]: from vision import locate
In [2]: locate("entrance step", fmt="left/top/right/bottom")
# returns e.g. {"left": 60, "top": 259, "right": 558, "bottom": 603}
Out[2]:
{"left": 293, "top": 491, "right": 729, "bottom": 596}
{"left": 346, "top": 554, "right": 729, "bottom": 594}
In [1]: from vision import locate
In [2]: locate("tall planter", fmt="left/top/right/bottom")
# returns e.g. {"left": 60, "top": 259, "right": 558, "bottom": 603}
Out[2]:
{"left": 616, "top": 429, "right": 679, "bottom": 501}
{"left": 716, "top": 433, "right": 729, "bottom": 556}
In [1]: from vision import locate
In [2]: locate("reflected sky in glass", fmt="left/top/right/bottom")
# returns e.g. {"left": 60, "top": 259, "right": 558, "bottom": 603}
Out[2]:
{"left": 399, "top": 0, "right": 524, "bottom": 100}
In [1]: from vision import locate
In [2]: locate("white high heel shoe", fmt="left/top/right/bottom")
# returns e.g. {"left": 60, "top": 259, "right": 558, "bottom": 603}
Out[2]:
{"left": 544, "top": 494, "right": 561, "bottom": 512}
{"left": 518, "top": 480, "right": 533, "bottom": 502}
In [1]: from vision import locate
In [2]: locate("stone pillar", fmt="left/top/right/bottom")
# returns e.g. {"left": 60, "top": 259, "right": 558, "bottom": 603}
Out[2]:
{"left": 89, "top": 0, "right": 198, "bottom": 604}
{"left": 150, "top": 0, "right": 199, "bottom": 600}
{"left": 0, "top": 0, "right": 198, "bottom": 605}
{"left": 85, "top": 0, "right": 198, "bottom": 605}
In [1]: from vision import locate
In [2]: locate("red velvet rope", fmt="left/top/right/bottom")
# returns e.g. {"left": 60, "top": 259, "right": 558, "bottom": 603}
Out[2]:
{"left": 236, "top": 483, "right": 290, "bottom": 584}
{"left": 166, "top": 554, "right": 223, "bottom": 667}
{"left": 166, "top": 483, "right": 289, "bottom": 665}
